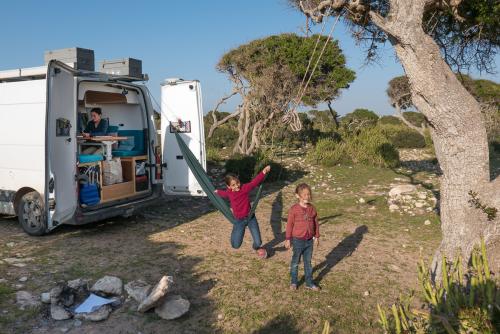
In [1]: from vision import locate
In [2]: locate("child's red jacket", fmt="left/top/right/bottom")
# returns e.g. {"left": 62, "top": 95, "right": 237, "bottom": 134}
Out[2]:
{"left": 216, "top": 172, "right": 265, "bottom": 220}
{"left": 286, "top": 203, "right": 319, "bottom": 240}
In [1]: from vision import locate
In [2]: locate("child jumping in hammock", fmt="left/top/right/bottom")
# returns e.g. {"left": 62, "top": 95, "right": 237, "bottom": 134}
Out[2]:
{"left": 215, "top": 165, "right": 271, "bottom": 258}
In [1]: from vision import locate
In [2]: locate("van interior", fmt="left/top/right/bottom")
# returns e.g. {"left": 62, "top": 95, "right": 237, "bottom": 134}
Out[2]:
{"left": 76, "top": 82, "right": 152, "bottom": 209}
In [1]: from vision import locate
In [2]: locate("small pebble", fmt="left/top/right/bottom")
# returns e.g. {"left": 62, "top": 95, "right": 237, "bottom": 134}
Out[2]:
{"left": 424, "top": 220, "right": 431, "bottom": 225}
{"left": 19, "top": 277, "right": 28, "bottom": 282}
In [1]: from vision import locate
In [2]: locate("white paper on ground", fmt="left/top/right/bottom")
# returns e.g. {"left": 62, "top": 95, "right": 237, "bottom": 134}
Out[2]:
{"left": 74, "top": 293, "right": 113, "bottom": 313}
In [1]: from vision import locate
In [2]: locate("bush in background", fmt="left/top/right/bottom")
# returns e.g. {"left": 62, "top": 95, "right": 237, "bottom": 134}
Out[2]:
{"left": 206, "top": 146, "right": 222, "bottom": 162}
{"left": 402, "top": 111, "right": 426, "bottom": 128}
{"left": 224, "top": 150, "right": 286, "bottom": 183}
{"left": 379, "top": 124, "right": 426, "bottom": 149}
{"left": 379, "top": 116, "right": 403, "bottom": 126}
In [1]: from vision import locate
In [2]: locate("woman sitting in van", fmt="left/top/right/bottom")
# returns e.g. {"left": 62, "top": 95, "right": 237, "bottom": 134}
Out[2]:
{"left": 82, "top": 108, "right": 108, "bottom": 138}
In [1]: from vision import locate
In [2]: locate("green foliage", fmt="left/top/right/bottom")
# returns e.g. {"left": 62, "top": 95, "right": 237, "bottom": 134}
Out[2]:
{"left": 307, "top": 127, "right": 399, "bottom": 168}
{"left": 341, "top": 109, "right": 379, "bottom": 132}
{"left": 225, "top": 151, "right": 286, "bottom": 183}
{"left": 378, "top": 239, "right": 499, "bottom": 334}
{"left": 402, "top": 112, "right": 426, "bottom": 128}
{"left": 379, "top": 124, "right": 427, "bottom": 149}
{"left": 308, "top": 109, "right": 339, "bottom": 132}
{"left": 217, "top": 33, "right": 356, "bottom": 107}
{"left": 206, "top": 146, "right": 222, "bottom": 162}
{"left": 379, "top": 116, "right": 403, "bottom": 126}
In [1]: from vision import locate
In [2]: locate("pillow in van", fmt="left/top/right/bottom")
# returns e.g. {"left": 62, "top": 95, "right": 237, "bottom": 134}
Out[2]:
{"left": 119, "top": 136, "right": 135, "bottom": 151}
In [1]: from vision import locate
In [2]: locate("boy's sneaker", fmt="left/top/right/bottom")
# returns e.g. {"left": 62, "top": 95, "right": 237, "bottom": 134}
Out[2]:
{"left": 290, "top": 284, "right": 297, "bottom": 291}
{"left": 305, "top": 285, "right": 320, "bottom": 291}
{"left": 256, "top": 248, "right": 267, "bottom": 259}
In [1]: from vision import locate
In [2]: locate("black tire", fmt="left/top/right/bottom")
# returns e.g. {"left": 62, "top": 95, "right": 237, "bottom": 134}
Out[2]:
{"left": 17, "top": 191, "right": 48, "bottom": 236}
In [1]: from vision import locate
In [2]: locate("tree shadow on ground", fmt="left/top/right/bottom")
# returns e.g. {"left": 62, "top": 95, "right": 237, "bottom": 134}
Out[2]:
{"left": 302, "top": 225, "right": 368, "bottom": 286}
{"left": 252, "top": 314, "right": 300, "bottom": 334}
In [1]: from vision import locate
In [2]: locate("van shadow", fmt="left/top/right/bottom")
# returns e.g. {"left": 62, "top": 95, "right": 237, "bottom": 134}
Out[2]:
{"left": 297, "top": 225, "right": 368, "bottom": 286}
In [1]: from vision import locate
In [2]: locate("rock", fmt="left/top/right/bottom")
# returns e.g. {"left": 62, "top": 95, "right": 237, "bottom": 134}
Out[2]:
{"left": 14, "top": 284, "right": 24, "bottom": 290}
{"left": 137, "top": 276, "right": 173, "bottom": 313}
{"left": 389, "top": 264, "right": 401, "bottom": 272}
{"left": 59, "top": 328, "right": 69, "bottom": 333}
{"left": 73, "top": 320, "right": 82, "bottom": 327}
{"left": 75, "top": 304, "right": 112, "bottom": 322}
{"left": 6, "top": 242, "right": 15, "bottom": 247}
{"left": 217, "top": 314, "right": 224, "bottom": 320}
{"left": 41, "top": 292, "right": 51, "bottom": 304}
{"left": 363, "top": 291, "right": 370, "bottom": 297}
{"left": 124, "top": 280, "right": 151, "bottom": 303}
{"left": 424, "top": 220, "right": 431, "bottom": 225}
{"left": 19, "top": 277, "right": 28, "bottom": 282}
{"left": 417, "top": 192, "right": 427, "bottom": 200}
{"left": 91, "top": 276, "right": 123, "bottom": 296}
{"left": 389, "top": 204, "right": 399, "bottom": 212}
{"left": 50, "top": 285, "right": 64, "bottom": 304}
{"left": 415, "top": 201, "right": 425, "bottom": 208}
{"left": 51, "top": 304, "right": 72, "bottom": 321}
{"left": 3, "top": 257, "right": 33, "bottom": 265}
{"left": 389, "top": 185, "right": 417, "bottom": 198}
{"left": 154, "top": 295, "right": 190, "bottom": 320}
{"left": 0, "top": 278, "right": 7, "bottom": 284}
{"left": 358, "top": 198, "right": 365, "bottom": 204}
{"left": 67, "top": 278, "right": 88, "bottom": 290}
{"left": 16, "top": 291, "right": 41, "bottom": 309}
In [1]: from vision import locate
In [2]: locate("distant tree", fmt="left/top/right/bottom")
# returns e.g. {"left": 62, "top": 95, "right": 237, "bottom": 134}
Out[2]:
{"left": 212, "top": 33, "right": 355, "bottom": 154}
{"left": 289, "top": 0, "right": 500, "bottom": 273}
{"left": 341, "top": 108, "right": 379, "bottom": 132}
{"left": 308, "top": 109, "right": 338, "bottom": 132}
{"left": 387, "top": 76, "right": 426, "bottom": 135}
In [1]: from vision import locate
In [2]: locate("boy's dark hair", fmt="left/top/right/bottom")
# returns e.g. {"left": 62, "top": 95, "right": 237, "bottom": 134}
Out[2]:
{"left": 90, "top": 107, "right": 102, "bottom": 115}
{"left": 225, "top": 173, "right": 240, "bottom": 186}
{"left": 295, "top": 183, "right": 312, "bottom": 196}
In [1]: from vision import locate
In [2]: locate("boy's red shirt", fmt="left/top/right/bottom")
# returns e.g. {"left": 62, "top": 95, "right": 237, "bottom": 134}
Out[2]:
{"left": 286, "top": 203, "right": 319, "bottom": 240}
{"left": 216, "top": 172, "right": 266, "bottom": 220}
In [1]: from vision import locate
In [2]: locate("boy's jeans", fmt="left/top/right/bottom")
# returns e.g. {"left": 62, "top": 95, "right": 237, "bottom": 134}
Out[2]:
{"left": 231, "top": 215, "right": 262, "bottom": 250}
{"left": 290, "top": 238, "right": 314, "bottom": 287}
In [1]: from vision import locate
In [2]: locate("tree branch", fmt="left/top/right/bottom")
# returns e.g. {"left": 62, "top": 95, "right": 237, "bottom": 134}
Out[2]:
{"left": 394, "top": 103, "right": 426, "bottom": 135}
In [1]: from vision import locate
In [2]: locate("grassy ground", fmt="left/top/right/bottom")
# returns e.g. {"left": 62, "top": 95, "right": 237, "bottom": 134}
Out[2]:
{"left": 0, "top": 150, "right": 449, "bottom": 333}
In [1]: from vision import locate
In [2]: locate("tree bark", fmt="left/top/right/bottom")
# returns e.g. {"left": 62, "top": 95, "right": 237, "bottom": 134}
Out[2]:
{"left": 380, "top": 0, "right": 499, "bottom": 274}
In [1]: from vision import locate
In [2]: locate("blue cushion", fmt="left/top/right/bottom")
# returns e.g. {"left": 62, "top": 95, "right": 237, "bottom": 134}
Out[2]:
{"left": 119, "top": 136, "right": 135, "bottom": 151}
{"left": 79, "top": 154, "right": 103, "bottom": 163}
{"left": 112, "top": 129, "right": 146, "bottom": 156}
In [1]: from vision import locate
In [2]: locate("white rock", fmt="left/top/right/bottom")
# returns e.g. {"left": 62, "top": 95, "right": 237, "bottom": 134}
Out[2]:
{"left": 217, "top": 314, "right": 224, "bottom": 320}
{"left": 424, "top": 220, "right": 431, "bottom": 225}
{"left": 417, "top": 192, "right": 427, "bottom": 200}
{"left": 19, "top": 277, "right": 28, "bottom": 282}
{"left": 67, "top": 278, "right": 88, "bottom": 290}
{"left": 138, "top": 276, "right": 173, "bottom": 313}
{"left": 91, "top": 276, "right": 123, "bottom": 296}
{"left": 16, "top": 291, "right": 41, "bottom": 309}
{"left": 389, "top": 185, "right": 417, "bottom": 198}
{"left": 51, "top": 304, "right": 72, "bottom": 321}
{"left": 155, "top": 295, "right": 190, "bottom": 320}
{"left": 389, "top": 204, "right": 399, "bottom": 212}
{"left": 363, "top": 291, "right": 370, "bottom": 297}
{"left": 6, "top": 242, "right": 15, "bottom": 248}
{"left": 415, "top": 201, "right": 425, "bottom": 208}
{"left": 125, "top": 280, "right": 152, "bottom": 303}
{"left": 358, "top": 198, "right": 366, "bottom": 204}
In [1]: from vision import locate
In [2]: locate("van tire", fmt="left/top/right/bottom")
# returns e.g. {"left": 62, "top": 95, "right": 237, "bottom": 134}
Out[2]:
{"left": 17, "top": 191, "right": 47, "bottom": 236}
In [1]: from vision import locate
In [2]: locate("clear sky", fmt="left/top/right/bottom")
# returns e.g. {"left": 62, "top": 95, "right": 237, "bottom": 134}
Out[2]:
{"left": 1, "top": 0, "right": 498, "bottom": 116}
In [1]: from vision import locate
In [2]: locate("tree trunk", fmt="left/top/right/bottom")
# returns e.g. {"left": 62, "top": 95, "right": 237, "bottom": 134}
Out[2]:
{"left": 382, "top": 0, "right": 500, "bottom": 274}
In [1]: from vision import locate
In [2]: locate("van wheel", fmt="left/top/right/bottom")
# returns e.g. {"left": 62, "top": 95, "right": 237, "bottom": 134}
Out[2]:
{"left": 17, "top": 192, "right": 47, "bottom": 236}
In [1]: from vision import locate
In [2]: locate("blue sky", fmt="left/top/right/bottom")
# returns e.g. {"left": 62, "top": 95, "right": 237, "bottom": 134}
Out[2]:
{"left": 1, "top": 0, "right": 498, "bottom": 116}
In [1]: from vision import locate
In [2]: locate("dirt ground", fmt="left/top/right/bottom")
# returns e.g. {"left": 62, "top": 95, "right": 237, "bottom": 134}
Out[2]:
{"left": 0, "top": 152, "right": 444, "bottom": 334}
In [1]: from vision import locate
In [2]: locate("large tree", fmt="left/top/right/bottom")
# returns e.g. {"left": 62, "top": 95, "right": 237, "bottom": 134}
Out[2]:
{"left": 210, "top": 33, "right": 355, "bottom": 154}
{"left": 289, "top": 0, "right": 500, "bottom": 274}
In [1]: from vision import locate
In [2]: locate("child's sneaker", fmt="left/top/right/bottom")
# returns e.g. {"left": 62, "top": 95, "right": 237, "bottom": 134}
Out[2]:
{"left": 305, "top": 285, "right": 320, "bottom": 291}
{"left": 256, "top": 247, "right": 267, "bottom": 259}
{"left": 290, "top": 284, "right": 297, "bottom": 291}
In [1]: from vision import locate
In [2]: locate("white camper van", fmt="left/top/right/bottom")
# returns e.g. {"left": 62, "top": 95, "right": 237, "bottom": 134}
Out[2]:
{"left": 0, "top": 53, "right": 205, "bottom": 236}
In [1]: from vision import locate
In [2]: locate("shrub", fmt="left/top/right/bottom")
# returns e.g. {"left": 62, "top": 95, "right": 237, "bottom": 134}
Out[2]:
{"left": 491, "top": 140, "right": 500, "bottom": 153}
{"left": 378, "top": 239, "right": 499, "bottom": 334}
{"left": 225, "top": 151, "right": 286, "bottom": 183}
{"left": 341, "top": 108, "right": 379, "bottom": 133}
{"left": 379, "top": 115, "right": 403, "bottom": 126}
{"left": 206, "top": 146, "right": 222, "bottom": 162}
{"left": 379, "top": 124, "right": 426, "bottom": 149}
{"left": 346, "top": 127, "right": 400, "bottom": 168}
{"left": 402, "top": 111, "right": 426, "bottom": 127}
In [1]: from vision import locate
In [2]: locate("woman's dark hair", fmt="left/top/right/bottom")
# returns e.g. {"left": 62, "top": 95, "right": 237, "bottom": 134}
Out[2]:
{"left": 90, "top": 107, "right": 102, "bottom": 115}
{"left": 225, "top": 173, "right": 240, "bottom": 186}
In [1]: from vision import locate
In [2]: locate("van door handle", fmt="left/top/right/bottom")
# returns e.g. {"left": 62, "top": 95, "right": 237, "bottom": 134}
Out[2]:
{"left": 66, "top": 138, "right": 72, "bottom": 143}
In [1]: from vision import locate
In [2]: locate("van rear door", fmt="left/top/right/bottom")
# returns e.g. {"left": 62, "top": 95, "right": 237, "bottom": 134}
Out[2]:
{"left": 46, "top": 61, "right": 77, "bottom": 228}
{"left": 160, "top": 79, "right": 205, "bottom": 196}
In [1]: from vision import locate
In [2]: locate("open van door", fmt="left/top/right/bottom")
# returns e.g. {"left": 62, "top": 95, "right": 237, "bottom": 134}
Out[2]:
{"left": 46, "top": 61, "right": 78, "bottom": 228}
{"left": 160, "top": 79, "right": 206, "bottom": 196}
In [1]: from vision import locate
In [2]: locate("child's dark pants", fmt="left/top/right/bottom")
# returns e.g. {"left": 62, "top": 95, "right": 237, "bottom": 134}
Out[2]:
{"left": 290, "top": 238, "right": 314, "bottom": 287}
{"left": 230, "top": 215, "right": 262, "bottom": 250}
